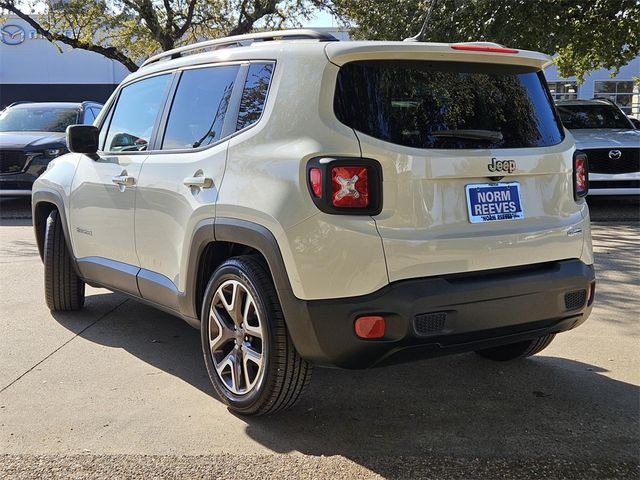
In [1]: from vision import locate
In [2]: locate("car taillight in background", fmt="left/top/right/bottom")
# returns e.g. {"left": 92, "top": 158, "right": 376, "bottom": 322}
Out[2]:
{"left": 573, "top": 151, "right": 589, "bottom": 199}
{"left": 307, "top": 157, "right": 382, "bottom": 215}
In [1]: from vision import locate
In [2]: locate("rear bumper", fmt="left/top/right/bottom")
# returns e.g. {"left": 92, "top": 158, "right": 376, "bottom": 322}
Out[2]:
{"left": 282, "top": 259, "right": 595, "bottom": 368}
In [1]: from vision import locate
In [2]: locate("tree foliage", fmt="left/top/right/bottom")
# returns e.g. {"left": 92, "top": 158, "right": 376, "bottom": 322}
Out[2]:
{"left": 333, "top": 0, "right": 640, "bottom": 81}
{"left": 0, "top": 0, "right": 332, "bottom": 71}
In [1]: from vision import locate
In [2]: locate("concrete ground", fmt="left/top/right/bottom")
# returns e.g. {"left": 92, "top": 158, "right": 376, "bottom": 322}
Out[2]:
{"left": 0, "top": 197, "right": 638, "bottom": 479}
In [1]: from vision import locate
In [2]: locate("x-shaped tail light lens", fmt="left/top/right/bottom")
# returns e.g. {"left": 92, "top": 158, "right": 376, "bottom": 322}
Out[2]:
{"left": 331, "top": 166, "right": 369, "bottom": 208}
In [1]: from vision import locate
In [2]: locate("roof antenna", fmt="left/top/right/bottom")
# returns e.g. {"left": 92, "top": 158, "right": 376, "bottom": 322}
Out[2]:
{"left": 403, "top": 0, "right": 439, "bottom": 42}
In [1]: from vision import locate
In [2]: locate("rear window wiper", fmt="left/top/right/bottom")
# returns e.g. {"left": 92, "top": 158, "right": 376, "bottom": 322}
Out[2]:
{"left": 429, "top": 129, "right": 504, "bottom": 143}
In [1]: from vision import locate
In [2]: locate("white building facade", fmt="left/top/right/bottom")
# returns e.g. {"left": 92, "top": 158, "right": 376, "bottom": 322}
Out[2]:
{"left": 0, "top": 15, "right": 130, "bottom": 108}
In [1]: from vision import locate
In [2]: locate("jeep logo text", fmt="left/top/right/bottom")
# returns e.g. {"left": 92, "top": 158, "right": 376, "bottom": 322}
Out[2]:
{"left": 488, "top": 158, "right": 516, "bottom": 174}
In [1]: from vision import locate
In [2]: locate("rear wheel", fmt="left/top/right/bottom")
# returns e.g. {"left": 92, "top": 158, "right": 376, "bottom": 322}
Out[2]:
{"left": 475, "top": 334, "right": 556, "bottom": 361}
{"left": 43, "top": 210, "right": 85, "bottom": 311}
{"left": 201, "top": 256, "right": 311, "bottom": 415}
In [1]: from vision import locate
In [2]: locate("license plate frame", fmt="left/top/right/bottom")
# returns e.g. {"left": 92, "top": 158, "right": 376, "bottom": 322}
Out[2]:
{"left": 465, "top": 182, "right": 525, "bottom": 224}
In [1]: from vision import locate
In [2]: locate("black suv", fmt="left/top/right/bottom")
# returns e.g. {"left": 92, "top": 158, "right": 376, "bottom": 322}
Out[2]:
{"left": 0, "top": 101, "right": 102, "bottom": 196}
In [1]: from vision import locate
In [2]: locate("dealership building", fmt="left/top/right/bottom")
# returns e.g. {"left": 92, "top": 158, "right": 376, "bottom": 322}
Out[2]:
{"left": 0, "top": 15, "right": 130, "bottom": 107}
{"left": 1, "top": 14, "right": 639, "bottom": 116}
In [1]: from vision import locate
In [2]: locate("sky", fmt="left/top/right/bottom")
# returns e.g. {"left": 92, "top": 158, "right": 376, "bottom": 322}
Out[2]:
{"left": 305, "top": 9, "right": 338, "bottom": 27}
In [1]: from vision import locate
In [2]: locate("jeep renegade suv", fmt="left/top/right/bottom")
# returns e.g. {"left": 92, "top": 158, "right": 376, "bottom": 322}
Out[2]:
{"left": 31, "top": 30, "right": 595, "bottom": 415}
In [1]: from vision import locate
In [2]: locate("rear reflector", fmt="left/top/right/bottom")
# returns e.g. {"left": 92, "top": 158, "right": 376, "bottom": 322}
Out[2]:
{"left": 355, "top": 316, "right": 385, "bottom": 339}
{"left": 451, "top": 44, "right": 519, "bottom": 54}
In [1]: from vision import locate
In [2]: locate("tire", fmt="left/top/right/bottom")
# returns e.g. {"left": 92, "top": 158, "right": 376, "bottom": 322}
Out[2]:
{"left": 475, "top": 334, "right": 556, "bottom": 361}
{"left": 43, "top": 210, "right": 85, "bottom": 311}
{"left": 200, "top": 256, "right": 312, "bottom": 415}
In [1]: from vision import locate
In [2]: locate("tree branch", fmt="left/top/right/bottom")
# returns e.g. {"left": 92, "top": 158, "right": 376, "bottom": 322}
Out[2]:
{"left": 0, "top": 2, "right": 139, "bottom": 72}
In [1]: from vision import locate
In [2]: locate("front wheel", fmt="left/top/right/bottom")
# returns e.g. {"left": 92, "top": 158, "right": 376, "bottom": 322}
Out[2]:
{"left": 201, "top": 256, "right": 311, "bottom": 415}
{"left": 43, "top": 210, "right": 85, "bottom": 312}
{"left": 475, "top": 334, "right": 556, "bottom": 361}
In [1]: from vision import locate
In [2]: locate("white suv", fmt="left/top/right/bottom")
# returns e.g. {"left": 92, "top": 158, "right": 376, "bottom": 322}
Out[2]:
{"left": 32, "top": 30, "right": 595, "bottom": 415}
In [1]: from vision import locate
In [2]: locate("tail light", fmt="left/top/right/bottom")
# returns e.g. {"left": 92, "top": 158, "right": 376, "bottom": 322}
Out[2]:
{"left": 573, "top": 151, "right": 589, "bottom": 200}
{"left": 306, "top": 157, "right": 382, "bottom": 215}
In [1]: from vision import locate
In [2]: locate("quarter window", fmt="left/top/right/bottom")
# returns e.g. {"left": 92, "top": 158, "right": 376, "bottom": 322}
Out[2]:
{"left": 102, "top": 74, "right": 171, "bottom": 152}
{"left": 84, "top": 108, "right": 96, "bottom": 124}
{"left": 236, "top": 63, "right": 274, "bottom": 131}
{"left": 161, "top": 65, "right": 240, "bottom": 150}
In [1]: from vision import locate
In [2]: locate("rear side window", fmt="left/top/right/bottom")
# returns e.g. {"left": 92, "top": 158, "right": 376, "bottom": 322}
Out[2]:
{"left": 162, "top": 65, "right": 240, "bottom": 150}
{"left": 102, "top": 74, "right": 171, "bottom": 152}
{"left": 334, "top": 60, "right": 564, "bottom": 149}
{"left": 236, "top": 63, "right": 274, "bottom": 131}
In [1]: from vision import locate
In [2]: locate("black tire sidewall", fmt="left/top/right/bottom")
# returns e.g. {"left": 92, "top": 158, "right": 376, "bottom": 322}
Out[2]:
{"left": 200, "top": 259, "right": 277, "bottom": 413}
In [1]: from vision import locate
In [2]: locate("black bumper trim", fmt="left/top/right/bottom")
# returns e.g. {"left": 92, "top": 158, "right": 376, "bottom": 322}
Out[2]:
{"left": 279, "top": 259, "right": 595, "bottom": 369}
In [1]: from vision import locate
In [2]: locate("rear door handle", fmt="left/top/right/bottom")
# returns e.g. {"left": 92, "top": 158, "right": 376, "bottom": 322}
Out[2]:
{"left": 112, "top": 175, "right": 135, "bottom": 187}
{"left": 183, "top": 176, "right": 214, "bottom": 189}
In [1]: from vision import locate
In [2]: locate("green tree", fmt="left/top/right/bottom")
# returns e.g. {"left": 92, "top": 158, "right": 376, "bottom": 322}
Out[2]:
{"left": 333, "top": 0, "right": 640, "bottom": 80}
{"left": 0, "top": 0, "right": 333, "bottom": 72}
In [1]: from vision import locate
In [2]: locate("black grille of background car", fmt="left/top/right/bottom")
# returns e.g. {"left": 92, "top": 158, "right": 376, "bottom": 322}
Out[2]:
{"left": 564, "top": 290, "right": 587, "bottom": 311}
{"left": 414, "top": 312, "right": 447, "bottom": 335}
{"left": 0, "top": 150, "right": 27, "bottom": 174}
{"left": 583, "top": 148, "right": 640, "bottom": 174}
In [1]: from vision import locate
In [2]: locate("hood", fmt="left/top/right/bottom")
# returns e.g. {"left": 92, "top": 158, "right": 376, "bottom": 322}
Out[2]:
{"left": 0, "top": 131, "right": 66, "bottom": 150}
{"left": 569, "top": 129, "right": 640, "bottom": 149}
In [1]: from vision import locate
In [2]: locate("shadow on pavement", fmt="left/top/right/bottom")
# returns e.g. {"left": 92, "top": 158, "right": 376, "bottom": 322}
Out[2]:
{"left": 0, "top": 197, "right": 32, "bottom": 226}
{"left": 51, "top": 291, "right": 639, "bottom": 470}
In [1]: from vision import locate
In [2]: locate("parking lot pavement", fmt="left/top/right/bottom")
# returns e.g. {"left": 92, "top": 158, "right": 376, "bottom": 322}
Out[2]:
{"left": 0, "top": 198, "right": 638, "bottom": 479}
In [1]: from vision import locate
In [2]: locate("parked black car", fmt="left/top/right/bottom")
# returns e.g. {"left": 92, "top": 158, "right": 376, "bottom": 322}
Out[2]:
{"left": 0, "top": 101, "right": 102, "bottom": 196}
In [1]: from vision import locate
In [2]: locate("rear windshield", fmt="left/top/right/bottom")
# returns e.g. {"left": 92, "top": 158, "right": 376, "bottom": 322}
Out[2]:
{"left": 0, "top": 106, "right": 79, "bottom": 132}
{"left": 334, "top": 60, "right": 564, "bottom": 149}
{"left": 556, "top": 104, "right": 633, "bottom": 129}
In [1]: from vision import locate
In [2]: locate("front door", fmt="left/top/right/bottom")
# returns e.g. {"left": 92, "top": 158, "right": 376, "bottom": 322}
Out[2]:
{"left": 69, "top": 73, "right": 173, "bottom": 295}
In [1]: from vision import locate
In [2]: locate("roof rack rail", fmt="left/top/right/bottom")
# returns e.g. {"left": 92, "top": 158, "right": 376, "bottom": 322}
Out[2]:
{"left": 141, "top": 29, "right": 339, "bottom": 68}
{"left": 6, "top": 101, "right": 33, "bottom": 108}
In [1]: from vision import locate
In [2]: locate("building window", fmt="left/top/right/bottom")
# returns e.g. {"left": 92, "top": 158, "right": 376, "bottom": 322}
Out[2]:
{"left": 594, "top": 81, "right": 640, "bottom": 116}
{"left": 547, "top": 81, "right": 578, "bottom": 101}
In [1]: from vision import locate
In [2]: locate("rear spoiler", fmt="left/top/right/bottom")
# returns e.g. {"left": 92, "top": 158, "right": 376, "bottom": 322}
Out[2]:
{"left": 325, "top": 41, "right": 553, "bottom": 70}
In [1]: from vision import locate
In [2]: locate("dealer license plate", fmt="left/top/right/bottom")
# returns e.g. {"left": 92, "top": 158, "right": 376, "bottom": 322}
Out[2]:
{"left": 465, "top": 182, "right": 524, "bottom": 223}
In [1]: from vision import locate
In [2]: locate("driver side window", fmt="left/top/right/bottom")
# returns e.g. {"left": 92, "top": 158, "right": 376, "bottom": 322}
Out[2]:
{"left": 101, "top": 74, "right": 171, "bottom": 152}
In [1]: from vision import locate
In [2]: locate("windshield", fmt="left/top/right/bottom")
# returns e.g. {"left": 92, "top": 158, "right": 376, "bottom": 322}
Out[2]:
{"left": 556, "top": 104, "right": 633, "bottom": 129}
{"left": 0, "top": 107, "right": 79, "bottom": 132}
{"left": 334, "top": 60, "right": 564, "bottom": 149}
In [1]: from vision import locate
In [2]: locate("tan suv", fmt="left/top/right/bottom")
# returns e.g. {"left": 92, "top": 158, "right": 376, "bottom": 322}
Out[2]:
{"left": 31, "top": 30, "right": 595, "bottom": 415}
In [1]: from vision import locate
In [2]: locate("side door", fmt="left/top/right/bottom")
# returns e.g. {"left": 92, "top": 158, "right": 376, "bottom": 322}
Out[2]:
{"left": 134, "top": 62, "right": 273, "bottom": 315}
{"left": 68, "top": 73, "right": 172, "bottom": 295}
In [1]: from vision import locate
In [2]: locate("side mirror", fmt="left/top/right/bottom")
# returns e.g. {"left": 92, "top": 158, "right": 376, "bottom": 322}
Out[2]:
{"left": 66, "top": 124, "right": 99, "bottom": 154}
{"left": 628, "top": 116, "right": 640, "bottom": 130}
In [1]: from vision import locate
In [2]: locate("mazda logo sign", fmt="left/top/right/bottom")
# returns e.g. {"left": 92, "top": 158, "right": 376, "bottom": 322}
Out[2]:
{"left": 0, "top": 24, "right": 26, "bottom": 46}
{"left": 608, "top": 150, "right": 622, "bottom": 160}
